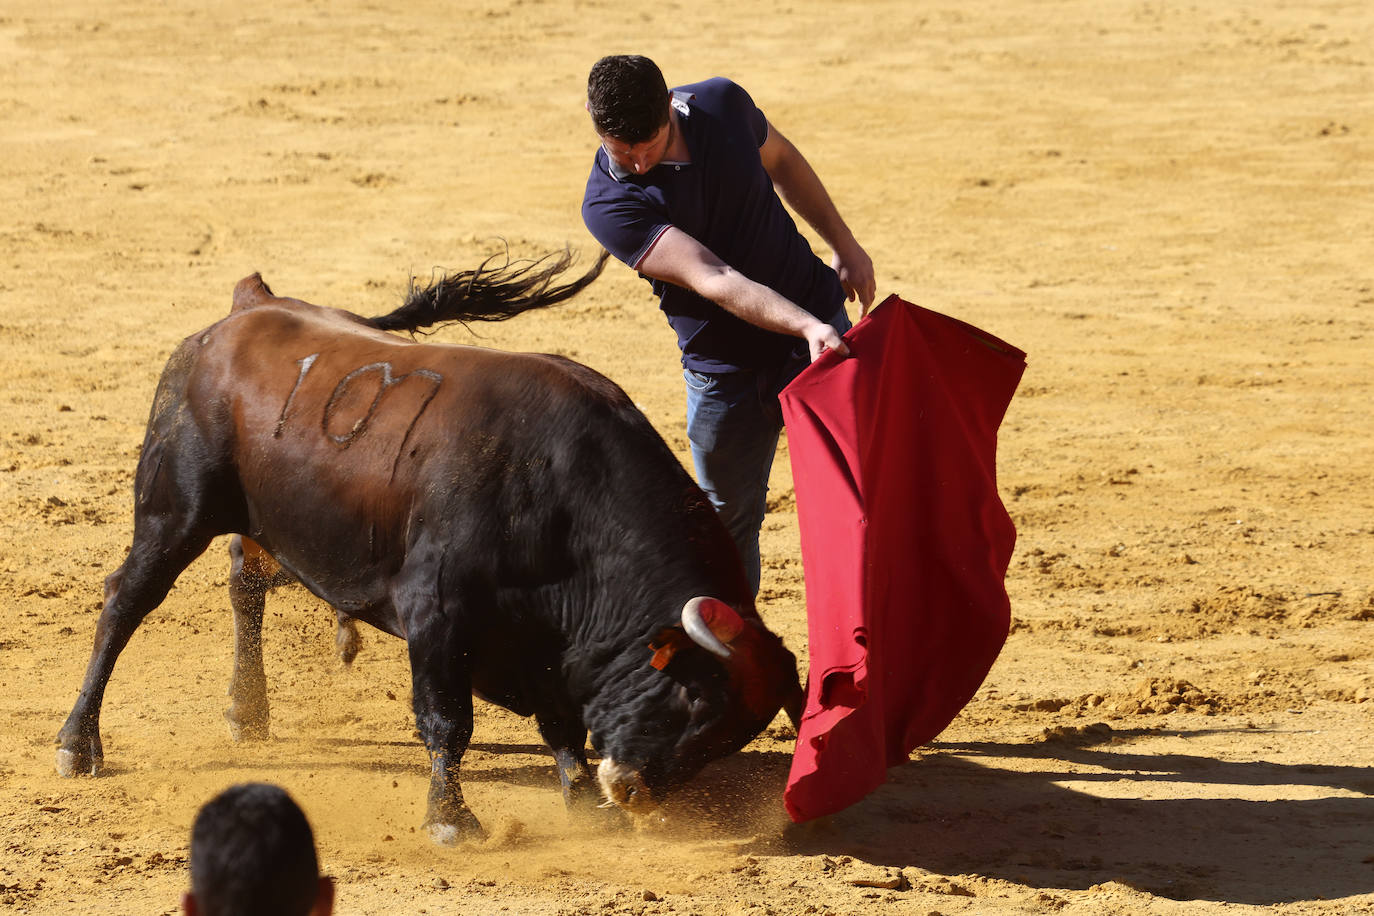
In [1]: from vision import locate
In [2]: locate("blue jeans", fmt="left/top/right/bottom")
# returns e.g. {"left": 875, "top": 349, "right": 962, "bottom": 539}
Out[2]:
{"left": 684, "top": 312, "right": 850, "bottom": 596}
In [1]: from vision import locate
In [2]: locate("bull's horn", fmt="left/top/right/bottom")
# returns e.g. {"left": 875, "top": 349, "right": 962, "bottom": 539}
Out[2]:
{"left": 681, "top": 597, "right": 743, "bottom": 659}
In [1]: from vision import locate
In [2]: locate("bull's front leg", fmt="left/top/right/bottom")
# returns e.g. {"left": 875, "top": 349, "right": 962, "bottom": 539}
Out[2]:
{"left": 404, "top": 616, "right": 482, "bottom": 844}
{"left": 551, "top": 745, "right": 598, "bottom": 810}
{"left": 533, "top": 697, "right": 616, "bottom": 825}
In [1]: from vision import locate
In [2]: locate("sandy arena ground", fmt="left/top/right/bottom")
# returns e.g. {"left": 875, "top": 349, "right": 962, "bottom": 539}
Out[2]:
{"left": 2, "top": 0, "right": 1372, "bottom": 913}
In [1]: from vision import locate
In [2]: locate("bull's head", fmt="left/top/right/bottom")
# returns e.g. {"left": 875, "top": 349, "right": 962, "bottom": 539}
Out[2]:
{"left": 595, "top": 597, "right": 803, "bottom": 816}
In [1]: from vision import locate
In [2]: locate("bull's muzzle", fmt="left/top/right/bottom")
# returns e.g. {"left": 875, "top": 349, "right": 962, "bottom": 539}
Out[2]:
{"left": 597, "top": 758, "right": 655, "bottom": 814}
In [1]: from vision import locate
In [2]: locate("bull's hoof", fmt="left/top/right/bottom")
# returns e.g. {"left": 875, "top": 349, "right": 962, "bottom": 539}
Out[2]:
{"left": 55, "top": 746, "right": 102, "bottom": 778}
{"left": 427, "top": 820, "right": 484, "bottom": 847}
{"left": 224, "top": 708, "right": 269, "bottom": 742}
{"left": 336, "top": 621, "right": 361, "bottom": 667}
{"left": 425, "top": 808, "right": 484, "bottom": 846}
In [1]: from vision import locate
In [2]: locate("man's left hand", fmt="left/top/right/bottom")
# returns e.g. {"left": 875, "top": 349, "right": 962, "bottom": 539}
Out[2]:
{"left": 833, "top": 245, "right": 877, "bottom": 316}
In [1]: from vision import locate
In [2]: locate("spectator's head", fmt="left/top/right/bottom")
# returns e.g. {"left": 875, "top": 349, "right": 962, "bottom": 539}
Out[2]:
{"left": 182, "top": 783, "right": 333, "bottom": 916}
{"left": 587, "top": 54, "right": 669, "bottom": 144}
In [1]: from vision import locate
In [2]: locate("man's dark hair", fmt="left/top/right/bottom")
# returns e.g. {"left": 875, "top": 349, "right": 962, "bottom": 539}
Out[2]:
{"left": 587, "top": 54, "right": 669, "bottom": 143}
{"left": 188, "top": 783, "right": 320, "bottom": 916}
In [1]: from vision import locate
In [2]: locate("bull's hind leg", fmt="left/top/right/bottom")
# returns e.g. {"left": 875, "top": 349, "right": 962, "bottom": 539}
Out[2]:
{"left": 225, "top": 537, "right": 363, "bottom": 741}
{"left": 335, "top": 612, "right": 361, "bottom": 666}
{"left": 225, "top": 536, "right": 296, "bottom": 741}
{"left": 56, "top": 511, "right": 214, "bottom": 776}
{"left": 56, "top": 408, "right": 229, "bottom": 778}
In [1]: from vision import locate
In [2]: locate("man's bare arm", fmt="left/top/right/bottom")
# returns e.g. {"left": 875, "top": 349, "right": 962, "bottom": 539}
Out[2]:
{"left": 637, "top": 226, "right": 849, "bottom": 361}
{"left": 759, "top": 121, "right": 877, "bottom": 313}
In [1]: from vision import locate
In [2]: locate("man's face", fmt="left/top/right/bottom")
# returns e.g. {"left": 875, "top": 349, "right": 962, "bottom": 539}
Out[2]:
{"left": 600, "top": 117, "right": 672, "bottom": 176}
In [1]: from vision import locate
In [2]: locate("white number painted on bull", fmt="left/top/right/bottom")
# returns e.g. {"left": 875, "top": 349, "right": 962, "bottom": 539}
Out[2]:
{"left": 323, "top": 361, "right": 443, "bottom": 447}
{"left": 276, "top": 354, "right": 444, "bottom": 479}
{"left": 274, "top": 353, "right": 319, "bottom": 439}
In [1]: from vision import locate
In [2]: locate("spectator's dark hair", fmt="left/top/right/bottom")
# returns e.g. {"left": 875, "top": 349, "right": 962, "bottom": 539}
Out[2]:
{"left": 587, "top": 54, "right": 669, "bottom": 143}
{"left": 188, "top": 783, "right": 320, "bottom": 916}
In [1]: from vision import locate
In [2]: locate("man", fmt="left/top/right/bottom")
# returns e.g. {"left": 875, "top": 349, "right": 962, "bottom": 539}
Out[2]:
{"left": 182, "top": 783, "right": 334, "bottom": 916}
{"left": 582, "top": 54, "right": 876, "bottom": 595}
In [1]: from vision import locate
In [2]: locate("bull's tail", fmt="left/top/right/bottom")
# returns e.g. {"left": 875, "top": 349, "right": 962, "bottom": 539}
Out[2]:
{"left": 364, "top": 245, "right": 609, "bottom": 334}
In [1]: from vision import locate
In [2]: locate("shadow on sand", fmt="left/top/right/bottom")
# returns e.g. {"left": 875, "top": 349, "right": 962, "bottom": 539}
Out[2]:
{"left": 662, "top": 727, "right": 1374, "bottom": 906}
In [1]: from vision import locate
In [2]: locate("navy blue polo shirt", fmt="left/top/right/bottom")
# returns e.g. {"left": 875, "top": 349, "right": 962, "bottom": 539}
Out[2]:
{"left": 582, "top": 78, "right": 846, "bottom": 374}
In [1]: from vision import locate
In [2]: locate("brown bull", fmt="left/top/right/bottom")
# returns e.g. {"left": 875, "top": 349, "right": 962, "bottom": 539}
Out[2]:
{"left": 56, "top": 249, "right": 804, "bottom": 842}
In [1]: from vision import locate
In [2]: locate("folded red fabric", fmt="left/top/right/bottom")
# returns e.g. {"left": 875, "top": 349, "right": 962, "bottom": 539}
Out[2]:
{"left": 779, "top": 295, "right": 1025, "bottom": 822}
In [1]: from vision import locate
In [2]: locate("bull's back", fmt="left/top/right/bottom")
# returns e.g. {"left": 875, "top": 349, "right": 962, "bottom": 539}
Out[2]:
{"left": 202, "top": 303, "right": 636, "bottom": 490}
{"left": 173, "top": 295, "right": 661, "bottom": 611}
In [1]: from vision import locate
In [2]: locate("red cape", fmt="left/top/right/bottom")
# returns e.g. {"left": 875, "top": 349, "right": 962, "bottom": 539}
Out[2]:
{"left": 779, "top": 295, "right": 1025, "bottom": 822}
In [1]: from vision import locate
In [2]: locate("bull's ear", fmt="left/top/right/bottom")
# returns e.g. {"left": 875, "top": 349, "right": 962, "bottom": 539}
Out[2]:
{"left": 648, "top": 627, "right": 687, "bottom": 670}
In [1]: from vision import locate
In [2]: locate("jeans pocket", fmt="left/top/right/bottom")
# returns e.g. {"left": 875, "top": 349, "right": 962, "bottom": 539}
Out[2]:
{"left": 683, "top": 367, "right": 716, "bottom": 393}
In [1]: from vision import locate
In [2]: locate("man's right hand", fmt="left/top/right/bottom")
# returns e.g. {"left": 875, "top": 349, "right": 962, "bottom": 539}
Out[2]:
{"left": 805, "top": 320, "right": 849, "bottom": 362}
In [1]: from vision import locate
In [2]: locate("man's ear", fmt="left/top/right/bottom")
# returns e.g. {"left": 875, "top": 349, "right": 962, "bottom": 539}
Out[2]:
{"left": 181, "top": 890, "right": 198, "bottom": 916}
{"left": 313, "top": 875, "right": 335, "bottom": 916}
